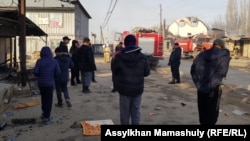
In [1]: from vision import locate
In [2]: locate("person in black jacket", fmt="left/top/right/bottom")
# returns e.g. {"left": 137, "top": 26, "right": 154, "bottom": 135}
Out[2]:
{"left": 58, "top": 36, "right": 71, "bottom": 53}
{"left": 54, "top": 47, "right": 74, "bottom": 108}
{"left": 69, "top": 40, "right": 81, "bottom": 85}
{"left": 77, "top": 37, "right": 96, "bottom": 93}
{"left": 168, "top": 42, "right": 182, "bottom": 84}
{"left": 111, "top": 34, "right": 150, "bottom": 125}
{"left": 190, "top": 39, "right": 230, "bottom": 125}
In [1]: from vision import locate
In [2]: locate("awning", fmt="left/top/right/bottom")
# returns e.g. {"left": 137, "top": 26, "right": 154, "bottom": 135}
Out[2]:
{"left": 0, "top": 9, "right": 47, "bottom": 37}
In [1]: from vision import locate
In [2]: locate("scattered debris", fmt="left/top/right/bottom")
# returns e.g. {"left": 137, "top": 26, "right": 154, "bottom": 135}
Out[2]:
{"left": 2, "top": 112, "right": 14, "bottom": 118}
{"left": 0, "top": 122, "right": 7, "bottom": 130}
{"left": 11, "top": 118, "right": 36, "bottom": 125}
{"left": 12, "top": 100, "right": 40, "bottom": 109}
{"left": 232, "top": 109, "right": 246, "bottom": 116}
{"left": 149, "top": 112, "right": 156, "bottom": 116}
{"left": 70, "top": 121, "right": 81, "bottom": 129}
{"left": 241, "top": 93, "right": 248, "bottom": 96}
{"left": 181, "top": 103, "right": 186, "bottom": 106}
{"left": 81, "top": 119, "right": 114, "bottom": 136}
{"left": 154, "top": 106, "right": 161, "bottom": 110}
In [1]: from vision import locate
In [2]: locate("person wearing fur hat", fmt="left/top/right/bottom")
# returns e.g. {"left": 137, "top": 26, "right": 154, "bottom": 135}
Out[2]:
{"left": 111, "top": 34, "right": 150, "bottom": 125}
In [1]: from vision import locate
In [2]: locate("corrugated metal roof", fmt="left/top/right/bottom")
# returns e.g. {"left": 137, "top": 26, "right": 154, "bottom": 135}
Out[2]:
{"left": 0, "top": 0, "right": 91, "bottom": 18}
{"left": 0, "top": 9, "right": 47, "bottom": 37}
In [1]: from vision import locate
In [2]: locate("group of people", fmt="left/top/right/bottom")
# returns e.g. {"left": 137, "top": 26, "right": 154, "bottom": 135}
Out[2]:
{"left": 33, "top": 36, "right": 96, "bottom": 124}
{"left": 33, "top": 34, "right": 230, "bottom": 126}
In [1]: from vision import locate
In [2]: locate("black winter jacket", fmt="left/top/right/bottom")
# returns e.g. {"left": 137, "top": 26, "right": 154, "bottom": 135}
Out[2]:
{"left": 54, "top": 54, "right": 74, "bottom": 83}
{"left": 111, "top": 46, "right": 150, "bottom": 97}
{"left": 77, "top": 45, "right": 96, "bottom": 72}
{"left": 190, "top": 46, "right": 230, "bottom": 93}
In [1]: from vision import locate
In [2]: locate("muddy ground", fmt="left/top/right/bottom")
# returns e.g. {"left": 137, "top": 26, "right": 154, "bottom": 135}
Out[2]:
{"left": 0, "top": 55, "right": 249, "bottom": 141}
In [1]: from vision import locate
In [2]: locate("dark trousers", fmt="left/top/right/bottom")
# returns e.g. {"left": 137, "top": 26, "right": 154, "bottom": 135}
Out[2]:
{"left": 170, "top": 63, "right": 180, "bottom": 82}
{"left": 92, "top": 71, "right": 96, "bottom": 81}
{"left": 71, "top": 65, "right": 80, "bottom": 83}
{"left": 197, "top": 86, "right": 222, "bottom": 125}
{"left": 39, "top": 86, "right": 54, "bottom": 119}
{"left": 55, "top": 82, "right": 69, "bottom": 104}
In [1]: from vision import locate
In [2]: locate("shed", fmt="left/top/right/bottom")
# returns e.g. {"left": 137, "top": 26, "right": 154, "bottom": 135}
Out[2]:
{"left": 0, "top": 9, "right": 47, "bottom": 72}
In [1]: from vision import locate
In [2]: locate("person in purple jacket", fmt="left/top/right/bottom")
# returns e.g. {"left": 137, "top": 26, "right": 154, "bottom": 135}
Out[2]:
{"left": 33, "top": 46, "right": 61, "bottom": 125}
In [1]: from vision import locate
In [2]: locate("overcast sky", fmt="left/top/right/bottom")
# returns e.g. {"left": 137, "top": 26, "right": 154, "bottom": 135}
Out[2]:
{"left": 80, "top": 0, "right": 228, "bottom": 43}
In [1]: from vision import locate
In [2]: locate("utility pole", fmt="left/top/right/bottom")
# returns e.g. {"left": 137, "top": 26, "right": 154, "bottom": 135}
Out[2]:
{"left": 159, "top": 4, "right": 163, "bottom": 35}
{"left": 100, "top": 26, "right": 104, "bottom": 44}
{"left": 18, "top": 0, "right": 27, "bottom": 87}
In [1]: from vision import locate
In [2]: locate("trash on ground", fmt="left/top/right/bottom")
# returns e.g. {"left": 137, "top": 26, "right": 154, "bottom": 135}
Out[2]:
{"left": 181, "top": 103, "right": 186, "bottom": 106}
{"left": 0, "top": 122, "right": 7, "bottom": 130}
{"left": 232, "top": 109, "right": 246, "bottom": 116}
{"left": 2, "top": 112, "right": 14, "bottom": 118}
{"left": 149, "top": 112, "right": 157, "bottom": 116}
{"left": 12, "top": 100, "right": 40, "bottom": 109}
{"left": 12, "top": 118, "right": 36, "bottom": 125}
{"left": 154, "top": 107, "right": 161, "bottom": 110}
{"left": 80, "top": 119, "right": 114, "bottom": 136}
{"left": 240, "top": 93, "right": 248, "bottom": 96}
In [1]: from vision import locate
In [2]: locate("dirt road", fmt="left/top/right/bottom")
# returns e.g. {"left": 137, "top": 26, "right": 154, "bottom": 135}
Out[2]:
{"left": 0, "top": 55, "right": 249, "bottom": 141}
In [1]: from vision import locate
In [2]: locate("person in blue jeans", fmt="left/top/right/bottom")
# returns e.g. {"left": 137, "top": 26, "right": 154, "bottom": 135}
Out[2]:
{"left": 54, "top": 47, "right": 74, "bottom": 108}
{"left": 77, "top": 37, "right": 96, "bottom": 93}
{"left": 111, "top": 35, "right": 150, "bottom": 125}
{"left": 33, "top": 46, "right": 61, "bottom": 125}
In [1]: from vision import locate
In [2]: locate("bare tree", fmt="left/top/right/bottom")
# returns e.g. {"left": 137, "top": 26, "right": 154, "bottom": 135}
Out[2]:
{"left": 247, "top": 0, "right": 250, "bottom": 35}
{"left": 226, "top": 0, "right": 239, "bottom": 35}
{"left": 238, "top": 0, "right": 248, "bottom": 35}
{"left": 225, "top": 0, "right": 250, "bottom": 36}
{"left": 211, "top": 15, "right": 226, "bottom": 30}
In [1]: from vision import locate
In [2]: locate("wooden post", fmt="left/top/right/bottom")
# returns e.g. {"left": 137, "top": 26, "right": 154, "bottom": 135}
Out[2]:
{"left": 18, "top": 0, "right": 27, "bottom": 87}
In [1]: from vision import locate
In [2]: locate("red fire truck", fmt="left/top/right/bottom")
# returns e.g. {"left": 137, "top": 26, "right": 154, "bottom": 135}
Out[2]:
{"left": 114, "top": 30, "right": 164, "bottom": 68}
{"left": 174, "top": 35, "right": 213, "bottom": 58}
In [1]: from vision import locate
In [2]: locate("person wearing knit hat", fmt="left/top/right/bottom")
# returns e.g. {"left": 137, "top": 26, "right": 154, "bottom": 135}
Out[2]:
{"left": 111, "top": 34, "right": 150, "bottom": 125}
{"left": 122, "top": 34, "right": 141, "bottom": 53}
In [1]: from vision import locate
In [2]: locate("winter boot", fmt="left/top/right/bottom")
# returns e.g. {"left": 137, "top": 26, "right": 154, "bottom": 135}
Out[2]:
{"left": 168, "top": 78, "right": 175, "bottom": 84}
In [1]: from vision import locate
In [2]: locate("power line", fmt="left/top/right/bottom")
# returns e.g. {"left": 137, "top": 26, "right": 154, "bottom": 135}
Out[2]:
{"left": 102, "top": 0, "right": 118, "bottom": 28}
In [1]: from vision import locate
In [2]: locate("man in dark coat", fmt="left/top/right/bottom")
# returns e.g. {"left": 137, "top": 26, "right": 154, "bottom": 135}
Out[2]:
{"left": 77, "top": 37, "right": 96, "bottom": 93}
{"left": 111, "top": 34, "right": 150, "bottom": 125}
{"left": 168, "top": 42, "right": 182, "bottom": 84}
{"left": 58, "top": 36, "right": 71, "bottom": 53}
{"left": 69, "top": 40, "right": 81, "bottom": 85}
{"left": 190, "top": 39, "right": 230, "bottom": 125}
